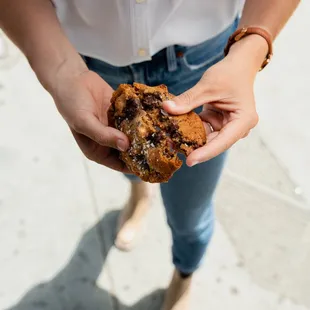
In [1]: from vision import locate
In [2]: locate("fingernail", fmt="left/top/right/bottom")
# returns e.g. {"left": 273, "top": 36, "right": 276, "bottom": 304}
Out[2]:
{"left": 189, "top": 161, "right": 199, "bottom": 167}
{"left": 116, "top": 139, "right": 127, "bottom": 152}
{"left": 164, "top": 100, "right": 176, "bottom": 108}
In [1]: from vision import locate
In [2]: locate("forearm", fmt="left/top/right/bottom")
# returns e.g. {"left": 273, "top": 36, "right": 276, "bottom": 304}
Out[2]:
{"left": 227, "top": 0, "right": 300, "bottom": 74}
{"left": 0, "top": 0, "right": 86, "bottom": 91}
{"left": 240, "top": 0, "right": 300, "bottom": 39}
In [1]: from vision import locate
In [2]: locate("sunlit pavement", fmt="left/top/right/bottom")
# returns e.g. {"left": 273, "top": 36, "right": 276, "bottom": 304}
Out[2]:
{"left": 1, "top": 3, "right": 310, "bottom": 309}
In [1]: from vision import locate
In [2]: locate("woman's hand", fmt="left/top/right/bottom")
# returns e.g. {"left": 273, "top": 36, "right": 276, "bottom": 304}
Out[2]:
{"left": 0, "top": 0, "right": 130, "bottom": 172}
{"left": 164, "top": 35, "right": 268, "bottom": 167}
{"left": 49, "top": 62, "right": 130, "bottom": 172}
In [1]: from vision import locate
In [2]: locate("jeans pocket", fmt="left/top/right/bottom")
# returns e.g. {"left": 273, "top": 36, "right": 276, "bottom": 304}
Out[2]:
{"left": 180, "top": 19, "right": 237, "bottom": 71}
{"left": 182, "top": 49, "right": 224, "bottom": 71}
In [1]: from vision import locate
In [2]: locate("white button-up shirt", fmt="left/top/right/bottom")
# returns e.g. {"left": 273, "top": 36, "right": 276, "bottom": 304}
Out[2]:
{"left": 53, "top": 0, "right": 244, "bottom": 66}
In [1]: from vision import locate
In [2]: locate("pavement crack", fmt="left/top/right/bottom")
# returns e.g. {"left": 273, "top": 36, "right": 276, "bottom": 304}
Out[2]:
{"left": 82, "top": 158, "right": 120, "bottom": 310}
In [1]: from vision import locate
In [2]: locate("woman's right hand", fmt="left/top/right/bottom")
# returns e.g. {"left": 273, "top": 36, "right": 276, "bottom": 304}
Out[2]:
{"left": 49, "top": 60, "right": 130, "bottom": 172}
{"left": 0, "top": 0, "right": 129, "bottom": 171}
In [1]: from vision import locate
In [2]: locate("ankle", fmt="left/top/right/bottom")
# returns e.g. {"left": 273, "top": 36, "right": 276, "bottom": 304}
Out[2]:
{"left": 179, "top": 271, "right": 193, "bottom": 279}
{"left": 162, "top": 269, "right": 192, "bottom": 310}
{"left": 130, "top": 181, "right": 150, "bottom": 199}
{"left": 130, "top": 180, "right": 151, "bottom": 204}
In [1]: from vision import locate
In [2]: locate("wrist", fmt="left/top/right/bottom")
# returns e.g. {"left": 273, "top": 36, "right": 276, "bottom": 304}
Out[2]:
{"left": 47, "top": 56, "right": 88, "bottom": 96}
{"left": 28, "top": 45, "right": 88, "bottom": 94}
{"left": 225, "top": 34, "right": 269, "bottom": 76}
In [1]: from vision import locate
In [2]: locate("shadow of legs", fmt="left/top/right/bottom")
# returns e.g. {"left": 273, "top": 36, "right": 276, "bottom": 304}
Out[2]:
{"left": 6, "top": 210, "right": 165, "bottom": 310}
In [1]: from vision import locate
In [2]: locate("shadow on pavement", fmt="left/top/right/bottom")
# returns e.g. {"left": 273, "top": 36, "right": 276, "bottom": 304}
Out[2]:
{"left": 6, "top": 210, "right": 164, "bottom": 310}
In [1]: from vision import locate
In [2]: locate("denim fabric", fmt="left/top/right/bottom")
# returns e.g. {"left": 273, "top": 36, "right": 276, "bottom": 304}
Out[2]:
{"left": 83, "top": 18, "right": 238, "bottom": 273}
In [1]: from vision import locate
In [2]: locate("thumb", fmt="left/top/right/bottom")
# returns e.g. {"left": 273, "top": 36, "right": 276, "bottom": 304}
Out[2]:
{"left": 163, "top": 81, "right": 210, "bottom": 115}
{"left": 73, "top": 113, "right": 129, "bottom": 151}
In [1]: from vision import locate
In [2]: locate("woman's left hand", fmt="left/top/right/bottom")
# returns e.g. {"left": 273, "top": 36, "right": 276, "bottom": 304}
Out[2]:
{"left": 163, "top": 37, "right": 267, "bottom": 167}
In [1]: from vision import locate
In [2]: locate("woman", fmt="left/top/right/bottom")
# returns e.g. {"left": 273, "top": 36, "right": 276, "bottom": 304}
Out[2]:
{"left": 0, "top": 1, "right": 300, "bottom": 309}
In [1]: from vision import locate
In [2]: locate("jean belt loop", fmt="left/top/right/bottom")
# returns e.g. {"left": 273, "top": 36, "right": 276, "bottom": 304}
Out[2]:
{"left": 166, "top": 45, "right": 177, "bottom": 72}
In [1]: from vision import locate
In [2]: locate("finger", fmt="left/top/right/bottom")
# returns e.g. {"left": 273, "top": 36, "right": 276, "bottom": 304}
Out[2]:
{"left": 93, "top": 148, "right": 131, "bottom": 173}
{"left": 203, "top": 122, "right": 214, "bottom": 136}
{"left": 206, "top": 131, "right": 220, "bottom": 143}
{"left": 200, "top": 109, "right": 225, "bottom": 132}
{"left": 73, "top": 113, "right": 129, "bottom": 151}
{"left": 72, "top": 130, "right": 131, "bottom": 173}
{"left": 242, "top": 131, "right": 250, "bottom": 138}
{"left": 163, "top": 81, "right": 216, "bottom": 115}
{"left": 186, "top": 119, "right": 248, "bottom": 166}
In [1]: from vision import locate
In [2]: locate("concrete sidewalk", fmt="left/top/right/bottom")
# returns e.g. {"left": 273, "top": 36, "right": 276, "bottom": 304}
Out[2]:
{"left": 1, "top": 3, "right": 310, "bottom": 309}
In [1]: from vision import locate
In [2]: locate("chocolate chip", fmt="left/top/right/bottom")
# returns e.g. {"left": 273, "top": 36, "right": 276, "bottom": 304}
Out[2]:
{"left": 142, "top": 94, "right": 162, "bottom": 110}
{"left": 140, "top": 160, "right": 149, "bottom": 170}
{"left": 134, "top": 154, "right": 143, "bottom": 161}
{"left": 167, "top": 122, "right": 179, "bottom": 138}
{"left": 124, "top": 98, "right": 139, "bottom": 120}
{"left": 163, "top": 148, "right": 173, "bottom": 158}
{"left": 147, "top": 131, "right": 164, "bottom": 145}
{"left": 133, "top": 154, "right": 150, "bottom": 171}
{"left": 115, "top": 116, "right": 123, "bottom": 127}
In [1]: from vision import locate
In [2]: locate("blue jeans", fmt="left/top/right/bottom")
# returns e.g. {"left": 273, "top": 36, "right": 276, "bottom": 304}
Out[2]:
{"left": 83, "top": 19, "right": 238, "bottom": 274}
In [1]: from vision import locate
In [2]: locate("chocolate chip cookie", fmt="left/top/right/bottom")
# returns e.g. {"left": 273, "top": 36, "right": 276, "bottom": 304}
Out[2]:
{"left": 108, "top": 83, "right": 206, "bottom": 183}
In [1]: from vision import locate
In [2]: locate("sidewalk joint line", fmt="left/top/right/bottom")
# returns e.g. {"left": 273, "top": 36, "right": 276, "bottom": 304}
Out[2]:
{"left": 225, "top": 170, "right": 310, "bottom": 210}
{"left": 82, "top": 158, "right": 120, "bottom": 310}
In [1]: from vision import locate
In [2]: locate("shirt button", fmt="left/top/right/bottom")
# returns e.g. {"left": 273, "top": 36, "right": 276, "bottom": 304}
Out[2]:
{"left": 138, "top": 48, "right": 147, "bottom": 57}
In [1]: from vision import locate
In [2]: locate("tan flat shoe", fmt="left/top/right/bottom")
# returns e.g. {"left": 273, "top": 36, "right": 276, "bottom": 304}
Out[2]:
{"left": 162, "top": 269, "right": 192, "bottom": 310}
